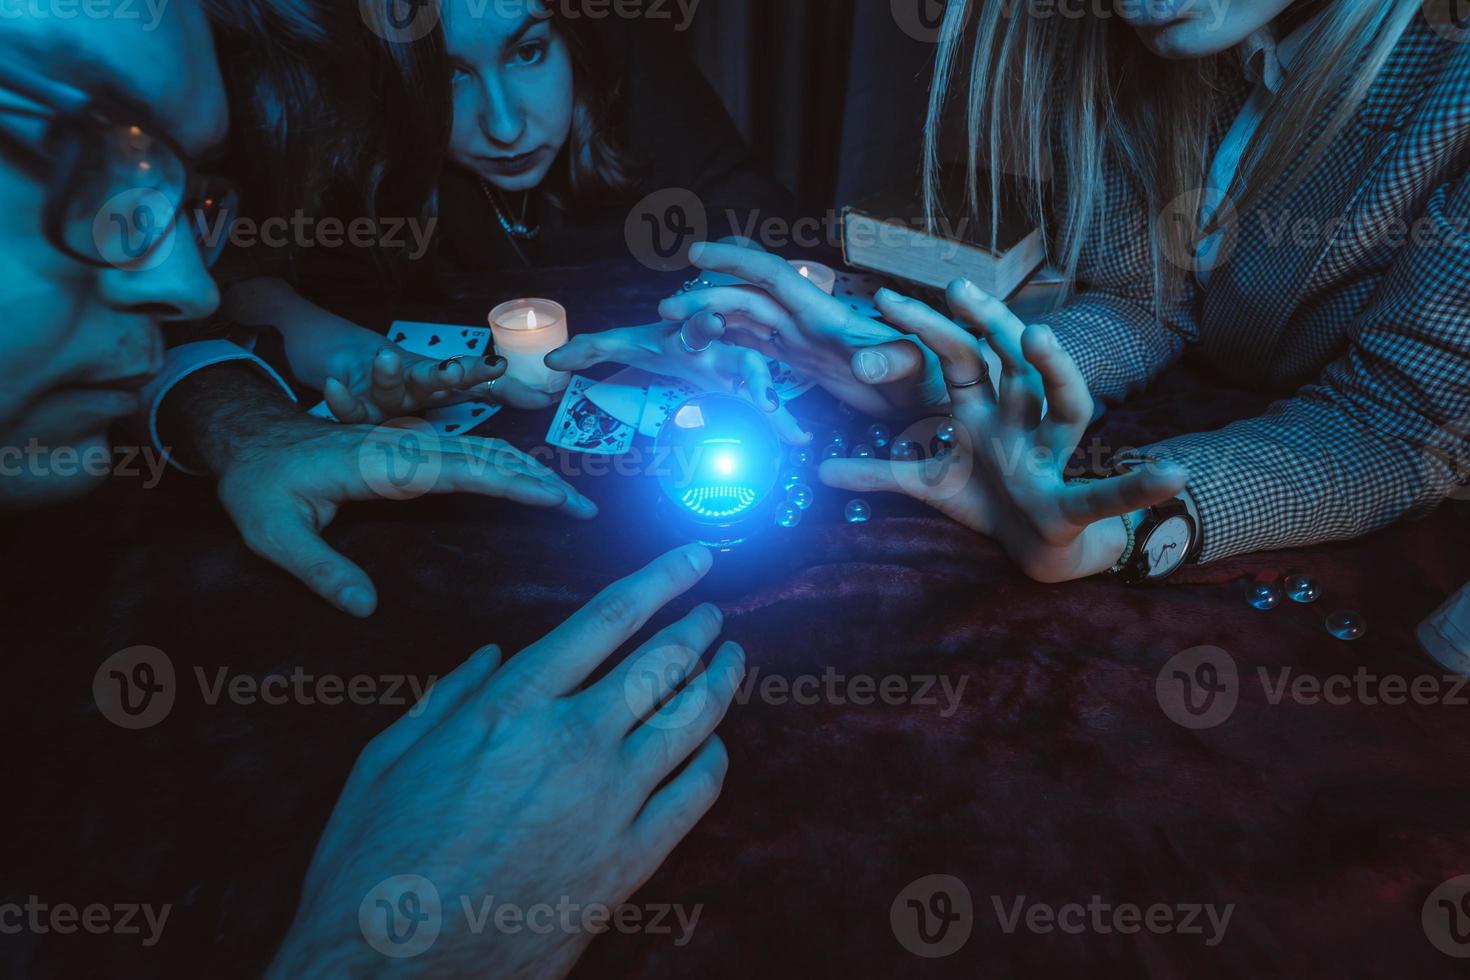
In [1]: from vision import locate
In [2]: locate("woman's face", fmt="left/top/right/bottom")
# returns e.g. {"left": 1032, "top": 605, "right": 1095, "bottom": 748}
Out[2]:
{"left": 1118, "top": 0, "right": 1298, "bottom": 59}
{"left": 444, "top": 3, "right": 575, "bottom": 194}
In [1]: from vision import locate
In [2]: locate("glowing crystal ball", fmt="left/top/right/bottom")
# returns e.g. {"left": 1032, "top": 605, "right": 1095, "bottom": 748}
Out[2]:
{"left": 656, "top": 393, "right": 782, "bottom": 527}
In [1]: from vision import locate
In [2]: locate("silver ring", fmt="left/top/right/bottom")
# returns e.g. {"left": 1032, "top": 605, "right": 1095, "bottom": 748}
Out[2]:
{"left": 947, "top": 375, "right": 985, "bottom": 388}
{"left": 679, "top": 319, "right": 716, "bottom": 354}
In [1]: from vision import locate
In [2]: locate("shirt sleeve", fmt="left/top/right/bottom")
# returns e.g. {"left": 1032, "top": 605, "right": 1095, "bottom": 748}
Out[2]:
{"left": 1120, "top": 170, "right": 1470, "bottom": 563}
{"left": 136, "top": 339, "right": 297, "bottom": 477}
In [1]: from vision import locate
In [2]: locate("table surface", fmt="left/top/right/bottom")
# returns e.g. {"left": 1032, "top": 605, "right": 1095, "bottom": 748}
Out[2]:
{"left": 4, "top": 258, "right": 1469, "bottom": 979}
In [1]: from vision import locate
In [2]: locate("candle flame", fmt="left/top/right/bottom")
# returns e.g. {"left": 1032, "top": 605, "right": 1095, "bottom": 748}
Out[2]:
{"left": 527, "top": 308, "right": 538, "bottom": 329}
{"left": 799, "top": 266, "right": 811, "bottom": 278}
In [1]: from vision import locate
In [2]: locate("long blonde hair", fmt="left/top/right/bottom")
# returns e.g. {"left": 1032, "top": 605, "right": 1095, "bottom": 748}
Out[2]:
{"left": 923, "top": 0, "right": 1424, "bottom": 310}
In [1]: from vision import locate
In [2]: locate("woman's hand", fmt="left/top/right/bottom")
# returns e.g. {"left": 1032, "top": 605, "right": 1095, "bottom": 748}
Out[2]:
{"left": 821, "top": 280, "right": 1188, "bottom": 583}
{"left": 268, "top": 545, "right": 744, "bottom": 979}
{"left": 655, "top": 242, "right": 950, "bottom": 419}
{"left": 544, "top": 313, "right": 812, "bottom": 444}
{"left": 322, "top": 345, "right": 530, "bottom": 424}
{"left": 215, "top": 418, "right": 597, "bottom": 616}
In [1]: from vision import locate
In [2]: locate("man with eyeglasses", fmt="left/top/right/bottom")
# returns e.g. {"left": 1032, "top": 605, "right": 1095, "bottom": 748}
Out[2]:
{"left": 1, "top": 4, "right": 741, "bottom": 975}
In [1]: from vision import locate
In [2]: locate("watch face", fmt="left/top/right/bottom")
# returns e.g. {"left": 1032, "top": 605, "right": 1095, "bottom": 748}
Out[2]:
{"left": 1141, "top": 516, "right": 1192, "bottom": 578}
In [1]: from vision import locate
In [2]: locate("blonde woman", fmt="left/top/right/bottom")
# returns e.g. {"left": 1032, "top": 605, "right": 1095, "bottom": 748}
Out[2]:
{"left": 664, "top": 0, "right": 1470, "bottom": 585}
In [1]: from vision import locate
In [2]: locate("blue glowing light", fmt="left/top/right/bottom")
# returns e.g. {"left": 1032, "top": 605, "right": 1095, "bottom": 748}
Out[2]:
{"left": 656, "top": 394, "right": 782, "bottom": 527}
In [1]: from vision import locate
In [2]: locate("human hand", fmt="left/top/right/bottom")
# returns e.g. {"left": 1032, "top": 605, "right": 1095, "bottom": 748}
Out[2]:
{"left": 215, "top": 418, "right": 597, "bottom": 617}
{"left": 267, "top": 545, "right": 744, "bottom": 979}
{"left": 321, "top": 344, "right": 529, "bottom": 424}
{"left": 821, "top": 281, "right": 1187, "bottom": 583}
{"left": 544, "top": 314, "right": 811, "bottom": 444}
{"left": 655, "top": 242, "right": 950, "bottom": 418}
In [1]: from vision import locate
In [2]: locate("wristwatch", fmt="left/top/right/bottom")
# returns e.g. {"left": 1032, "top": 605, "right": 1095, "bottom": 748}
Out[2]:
{"left": 1115, "top": 499, "right": 1198, "bottom": 586}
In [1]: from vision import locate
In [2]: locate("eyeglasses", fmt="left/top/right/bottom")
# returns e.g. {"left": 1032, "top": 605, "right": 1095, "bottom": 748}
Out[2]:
{"left": 0, "top": 58, "right": 239, "bottom": 271}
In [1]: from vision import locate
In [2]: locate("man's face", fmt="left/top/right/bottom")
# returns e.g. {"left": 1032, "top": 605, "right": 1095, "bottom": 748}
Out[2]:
{"left": 1118, "top": 0, "right": 1298, "bottom": 59}
{"left": 0, "top": 2, "right": 226, "bottom": 506}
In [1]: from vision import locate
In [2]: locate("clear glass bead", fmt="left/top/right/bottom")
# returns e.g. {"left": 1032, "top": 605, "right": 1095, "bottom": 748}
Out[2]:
{"left": 780, "top": 468, "right": 806, "bottom": 491}
{"left": 788, "top": 484, "right": 814, "bottom": 510}
{"left": 791, "top": 448, "right": 815, "bottom": 467}
{"left": 1247, "top": 582, "right": 1281, "bottom": 610}
{"left": 1284, "top": 574, "right": 1321, "bottom": 604}
{"left": 935, "top": 419, "right": 957, "bottom": 444}
{"left": 844, "top": 499, "right": 871, "bottom": 523}
{"left": 822, "top": 442, "right": 846, "bottom": 460}
{"left": 1325, "top": 610, "right": 1366, "bottom": 641}
{"left": 891, "top": 440, "right": 922, "bottom": 461}
{"left": 825, "top": 432, "right": 848, "bottom": 451}
{"left": 851, "top": 444, "right": 875, "bottom": 459}
{"left": 775, "top": 501, "right": 802, "bottom": 528}
{"left": 865, "top": 424, "right": 891, "bottom": 449}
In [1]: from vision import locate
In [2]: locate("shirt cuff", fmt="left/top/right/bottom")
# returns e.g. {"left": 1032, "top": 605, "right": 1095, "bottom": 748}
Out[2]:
{"left": 139, "top": 340, "right": 296, "bottom": 477}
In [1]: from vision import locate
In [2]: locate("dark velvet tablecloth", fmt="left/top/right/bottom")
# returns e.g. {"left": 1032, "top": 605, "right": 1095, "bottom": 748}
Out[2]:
{"left": 3, "top": 258, "right": 1468, "bottom": 979}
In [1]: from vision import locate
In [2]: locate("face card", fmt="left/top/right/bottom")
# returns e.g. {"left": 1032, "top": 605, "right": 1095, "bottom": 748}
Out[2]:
{"left": 638, "top": 376, "right": 701, "bottom": 439}
{"left": 548, "top": 375, "right": 637, "bottom": 455}
{"left": 422, "top": 400, "right": 502, "bottom": 437}
{"left": 767, "top": 358, "right": 815, "bottom": 400}
{"left": 586, "top": 368, "right": 652, "bottom": 429}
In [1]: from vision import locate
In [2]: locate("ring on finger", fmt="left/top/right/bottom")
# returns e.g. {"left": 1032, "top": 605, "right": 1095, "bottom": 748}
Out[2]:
{"left": 945, "top": 362, "right": 990, "bottom": 389}
{"left": 679, "top": 313, "right": 723, "bottom": 354}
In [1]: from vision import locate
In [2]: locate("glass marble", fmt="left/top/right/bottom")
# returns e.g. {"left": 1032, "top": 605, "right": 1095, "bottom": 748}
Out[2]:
{"left": 865, "top": 424, "right": 891, "bottom": 449}
{"left": 1284, "top": 574, "right": 1321, "bottom": 604}
{"left": 1247, "top": 582, "right": 1281, "bottom": 611}
{"left": 780, "top": 468, "right": 806, "bottom": 491}
{"left": 788, "top": 483, "right": 814, "bottom": 510}
{"left": 825, "top": 432, "right": 848, "bottom": 451}
{"left": 1325, "top": 610, "right": 1366, "bottom": 641}
{"left": 891, "top": 440, "right": 922, "bottom": 462}
{"left": 775, "top": 501, "right": 802, "bottom": 528}
{"left": 852, "top": 444, "right": 875, "bottom": 459}
{"left": 935, "top": 420, "right": 958, "bottom": 444}
{"left": 822, "top": 442, "right": 846, "bottom": 460}
{"left": 791, "top": 448, "right": 816, "bottom": 467}
{"left": 844, "top": 499, "right": 871, "bottom": 523}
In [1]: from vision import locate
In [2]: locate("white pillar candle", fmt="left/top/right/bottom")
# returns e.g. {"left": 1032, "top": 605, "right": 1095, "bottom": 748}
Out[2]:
{"left": 488, "top": 298, "right": 570, "bottom": 393}
{"left": 789, "top": 259, "right": 837, "bottom": 295}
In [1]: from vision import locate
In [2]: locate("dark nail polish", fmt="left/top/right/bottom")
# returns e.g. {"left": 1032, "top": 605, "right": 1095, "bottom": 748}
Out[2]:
{"left": 485, "top": 354, "right": 505, "bottom": 367}
{"left": 766, "top": 387, "right": 780, "bottom": 410}
{"left": 438, "top": 358, "right": 457, "bottom": 371}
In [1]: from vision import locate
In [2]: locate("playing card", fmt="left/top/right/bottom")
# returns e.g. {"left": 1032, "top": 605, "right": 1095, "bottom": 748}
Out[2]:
{"left": 388, "top": 321, "right": 491, "bottom": 359}
{"left": 638, "top": 376, "right": 700, "bottom": 439}
{"left": 586, "top": 368, "right": 652, "bottom": 429}
{"left": 548, "top": 375, "right": 637, "bottom": 455}
{"left": 767, "top": 358, "right": 814, "bottom": 400}
{"left": 307, "top": 320, "right": 503, "bottom": 436}
{"left": 834, "top": 271, "right": 884, "bottom": 320}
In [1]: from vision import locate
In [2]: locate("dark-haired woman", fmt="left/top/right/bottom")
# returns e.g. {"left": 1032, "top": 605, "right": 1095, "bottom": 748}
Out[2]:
{"left": 225, "top": 1, "right": 802, "bottom": 434}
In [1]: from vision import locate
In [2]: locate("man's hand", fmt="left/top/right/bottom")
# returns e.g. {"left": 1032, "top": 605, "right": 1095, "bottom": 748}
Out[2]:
{"left": 821, "top": 281, "right": 1187, "bottom": 583}
{"left": 166, "top": 364, "right": 595, "bottom": 617}
{"left": 544, "top": 314, "right": 811, "bottom": 444}
{"left": 268, "top": 545, "right": 744, "bottom": 979}
{"left": 655, "top": 242, "right": 950, "bottom": 418}
{"left": 321, "top": 345, "right": 513, "bottom": 424}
